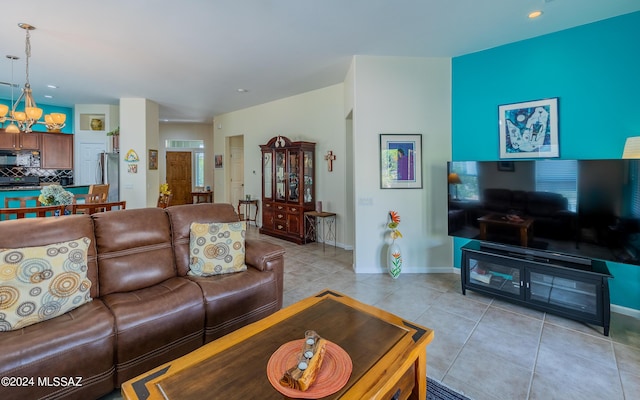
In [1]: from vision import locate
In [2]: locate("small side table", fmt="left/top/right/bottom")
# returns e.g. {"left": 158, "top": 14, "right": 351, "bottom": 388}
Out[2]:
{"left": 238, "top": 199, "right": 259, "bottom": 226}
{"left": 192, "top": 191, "right": 213, "bottom": 204}
{"left": 304, "top": 211, "right": 337, "bottom": 253}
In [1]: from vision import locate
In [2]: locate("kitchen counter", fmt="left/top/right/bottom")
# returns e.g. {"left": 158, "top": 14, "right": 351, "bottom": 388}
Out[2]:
{"left": 0, "top": 185, "right": 89, "bottom": 192}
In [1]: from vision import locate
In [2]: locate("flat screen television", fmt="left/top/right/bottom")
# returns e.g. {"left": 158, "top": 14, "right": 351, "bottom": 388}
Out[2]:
{"left": 447, "top": 159, "right": 640, "bottom": 265}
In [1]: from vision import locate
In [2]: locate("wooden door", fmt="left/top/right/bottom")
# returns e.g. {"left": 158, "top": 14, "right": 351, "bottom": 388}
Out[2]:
{"left": 166, "top": 151, "right": 192, "bottom": 205}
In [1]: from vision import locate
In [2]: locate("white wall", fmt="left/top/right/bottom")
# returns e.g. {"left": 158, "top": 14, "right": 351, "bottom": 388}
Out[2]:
{"left": 119, "top": 98, "right": 159, "bottom": 209}
{"left": 213, "top": 84, "right": 349, "bottom": 247}
{"left": 351, "top": 56, "right": 452, "bottom": 273}
{"left": 213, "top": 56, "right": 453, "bottom": 273}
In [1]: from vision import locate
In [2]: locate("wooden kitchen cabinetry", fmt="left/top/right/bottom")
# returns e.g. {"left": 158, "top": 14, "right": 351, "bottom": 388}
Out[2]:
{"left": 260, "top": 136, "right": 315, "bottom": 244}
{"left": 40, "top": 132, "right": 73, "bottom": 169}
{"left": 0, "top": 130, "right": 40, "bottom": 150}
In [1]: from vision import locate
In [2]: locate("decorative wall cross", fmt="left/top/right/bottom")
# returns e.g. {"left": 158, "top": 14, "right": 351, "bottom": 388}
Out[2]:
{"left": 324, "top": 150, "right": 336, "bottom": 172}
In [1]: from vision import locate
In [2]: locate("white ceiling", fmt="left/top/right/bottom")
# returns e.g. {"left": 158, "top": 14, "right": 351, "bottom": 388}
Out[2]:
{"left": 1, "top": 0, "right": 638, "bottom": 124}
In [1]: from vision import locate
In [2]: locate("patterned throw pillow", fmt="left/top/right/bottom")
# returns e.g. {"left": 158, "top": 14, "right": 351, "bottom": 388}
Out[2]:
{"left": 0, "top": 237, "right": 92, "bottom": 331}
{"left": 189, "top": 222, "right": 247, "bottom": 276}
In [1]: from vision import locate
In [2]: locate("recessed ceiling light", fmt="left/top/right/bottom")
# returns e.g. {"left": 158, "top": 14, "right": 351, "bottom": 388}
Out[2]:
{"left": 237, "top": 88, "right": 249, "bottom": 93}
{"left": 529, "top": 10, "right": 543, "bottom": 19}
{"left": 46, "top": 84, "right": 58, "bottom": 89}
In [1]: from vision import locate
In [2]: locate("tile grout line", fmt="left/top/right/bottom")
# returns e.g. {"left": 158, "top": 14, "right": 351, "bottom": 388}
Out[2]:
{"left": 441, "top": 297, "right": 494, "bottom": 381}
{"left": 526, "top": 311, "right": 547, "bottom": 400}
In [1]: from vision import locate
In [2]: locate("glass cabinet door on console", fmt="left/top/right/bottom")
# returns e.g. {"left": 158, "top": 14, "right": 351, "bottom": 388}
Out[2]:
{"left": 464, "top": 252, "right": 523, "bottom": 299}
{"left": 260, "top": 136, "right": 315, "bottom": 244}
{"left": 527, "top": 268, "right": 602, "bottom": 322}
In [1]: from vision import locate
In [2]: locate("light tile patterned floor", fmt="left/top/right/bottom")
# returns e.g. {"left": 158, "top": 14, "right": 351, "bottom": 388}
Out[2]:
{"left": 257, "top": 228, "right": 640, "bottom": 400}
{"left": 102, "top": 227, "right": 640, "bottom": 399}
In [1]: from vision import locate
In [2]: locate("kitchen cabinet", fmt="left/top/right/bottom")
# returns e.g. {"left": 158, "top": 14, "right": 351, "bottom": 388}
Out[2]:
{"left": 40, "top": 132, "right": 73, "bottom": 169}
{"left": 0, "top": 129, "right": 39, "bottom": 150}
{"left": 260, "top": 136, "right": 315, "bottom": 244}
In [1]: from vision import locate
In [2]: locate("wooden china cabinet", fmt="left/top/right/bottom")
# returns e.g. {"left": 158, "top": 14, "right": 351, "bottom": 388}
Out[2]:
{"left": 260, "top": 136, "right": 316, "bottom": 244}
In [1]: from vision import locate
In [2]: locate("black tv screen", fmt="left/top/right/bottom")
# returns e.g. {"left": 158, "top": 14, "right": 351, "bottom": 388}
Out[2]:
{"left": 447, "top": 159, "right": 640, "bottom": 265}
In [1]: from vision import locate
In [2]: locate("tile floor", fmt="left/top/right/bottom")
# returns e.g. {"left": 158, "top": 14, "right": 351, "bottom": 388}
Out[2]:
{"left": 261, "top": 228, "right": 640, "bottom": 400}
{"left": 103, "top": 227, "right": 640, "bottom": 400}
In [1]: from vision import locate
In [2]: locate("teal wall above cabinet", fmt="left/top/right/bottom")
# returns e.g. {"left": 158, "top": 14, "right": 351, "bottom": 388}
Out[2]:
{"left": 0, "top": 99, "right": 73, "bottom": 134}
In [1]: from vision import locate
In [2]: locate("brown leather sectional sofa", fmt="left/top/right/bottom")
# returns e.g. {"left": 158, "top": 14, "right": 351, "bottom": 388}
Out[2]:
{"left": 0, "top": 203, "right": 285, "bottom": 400}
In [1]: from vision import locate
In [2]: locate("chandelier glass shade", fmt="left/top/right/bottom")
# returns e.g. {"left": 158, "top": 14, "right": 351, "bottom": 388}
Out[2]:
{"left": 0, "top": 23, "right": 66, "bottom": 133}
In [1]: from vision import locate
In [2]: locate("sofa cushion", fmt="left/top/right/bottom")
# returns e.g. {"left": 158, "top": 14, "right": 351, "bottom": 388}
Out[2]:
{"left": 187, "top": 267, "right": 280, "bottom": 342}
{"left": 92, "top": 208, "right": 176, "bottom": 295}
{"left": 0, "top": 237, "right": 92, "bottom": 331}
{"left": 526, "top": 191, "right": 568, "bottom": 216}
{"left": 0, "top": 300, "right": 115, "bottom": 400}
{"left": 189, "top": 221, "right": 247, "bottom": 276}
{"left": 483, "top": 188, "right": 513, "bottom": 212}
{"left": 166, "top": 203, "right": 241, "bottom": 276}
{"left": 101, "top": 277, "right": 204, "bottom": 385}
{"left": 0, "top": 215, "right": 99, "bottom": 298}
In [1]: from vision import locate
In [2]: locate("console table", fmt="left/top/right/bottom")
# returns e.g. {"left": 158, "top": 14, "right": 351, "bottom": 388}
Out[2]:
{"left": 191, "top": 191, "right": 213, "bottom": 204}
{"left": 303, "top": 211, "right": 336, "bottom": 253}
{"left": 238, "top": 199, "right": 259, "bottom": 226}
{"left": 461, "top": 241, "right": 612, "bottom": 335}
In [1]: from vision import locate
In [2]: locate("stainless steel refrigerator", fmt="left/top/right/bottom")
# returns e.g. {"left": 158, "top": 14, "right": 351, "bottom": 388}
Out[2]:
{"left": 97, "top": 152, "right": 120, "bottom": 202}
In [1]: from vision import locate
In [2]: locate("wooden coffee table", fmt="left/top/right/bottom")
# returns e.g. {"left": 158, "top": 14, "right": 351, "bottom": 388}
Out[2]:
{"left": 478, "top": 213, "right": 534, "bottom": 247}
{"left": 121, "top": 290, "right": 434, "bottom": 400}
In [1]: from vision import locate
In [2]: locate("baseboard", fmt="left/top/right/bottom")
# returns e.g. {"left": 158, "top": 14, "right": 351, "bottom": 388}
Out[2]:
{"left": 611, "top": 304, "right": 640, "bottom": 319}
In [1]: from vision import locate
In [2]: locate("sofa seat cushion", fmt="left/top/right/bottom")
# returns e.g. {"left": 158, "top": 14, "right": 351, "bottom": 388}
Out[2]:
{"left": 0, "top": 300, "right": 115, "bottom": 400}
{"left": 187, "top": 266, "right": 280, "bottom": 343}
{"left": 0, "top": 237, "right": 92, "bottom": 331}
{"left": 101, "top": 277, "right": 205, "bottom": 385}
{"left": 189, "top": 221, "right": 247, "bottom": 276}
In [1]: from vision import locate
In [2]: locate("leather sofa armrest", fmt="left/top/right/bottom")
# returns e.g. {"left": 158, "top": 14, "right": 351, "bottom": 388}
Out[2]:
{"left": 245, "top": 239, "right": 285, "bottom": 272}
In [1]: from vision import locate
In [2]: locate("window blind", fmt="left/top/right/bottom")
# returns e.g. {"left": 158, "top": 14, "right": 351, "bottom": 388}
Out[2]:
{"left": 535, "top": 159, "right": 578, "bottom": 212}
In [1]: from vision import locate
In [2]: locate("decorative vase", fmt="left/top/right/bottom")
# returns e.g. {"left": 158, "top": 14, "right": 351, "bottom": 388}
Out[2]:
{"left": 387, "top": 240, "right": 402, "bottom": 279}
{"left": 90, "top": 118, "right": 104, "bottom": 131}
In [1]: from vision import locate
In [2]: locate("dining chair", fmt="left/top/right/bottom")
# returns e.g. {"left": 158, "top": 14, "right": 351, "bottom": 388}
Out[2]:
{"left": 157, "top": 193, "right": 173, "bottom": 209}
{"left": 71, "top": 200, "right": 126, "bottom": 215}
{"left": 4, "top": 196, "right": 41, "bottom": 208}
{"left": 88, "top": 184, "right": 110, "bottom": 203}
{"left": 0, "top": 204, "right": 66, "bottom": 220}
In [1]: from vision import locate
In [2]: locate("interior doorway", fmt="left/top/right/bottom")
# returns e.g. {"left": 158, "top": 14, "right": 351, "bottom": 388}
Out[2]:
{"left": 227, "top": 135, "right": 244, "bottom": 212}
{"left": 166, "top": 151, "right": 192, "bottom": 205}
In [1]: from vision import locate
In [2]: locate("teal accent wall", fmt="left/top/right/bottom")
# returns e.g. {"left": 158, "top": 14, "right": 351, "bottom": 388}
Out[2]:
{"left": 452, "top": 12, "right": 640, "bottom": 311}
{"left": 0, "top": 99, "right": 73, "bottom": 134}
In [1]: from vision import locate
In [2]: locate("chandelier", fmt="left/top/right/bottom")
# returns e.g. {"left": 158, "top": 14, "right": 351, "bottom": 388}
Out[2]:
{"left": 0, "top": 23, "right": 66, "bottom": 133}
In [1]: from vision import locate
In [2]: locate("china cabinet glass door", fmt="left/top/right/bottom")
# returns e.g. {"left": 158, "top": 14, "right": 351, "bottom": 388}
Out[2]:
{"left": 275, "top": 151, "right": 286, "bottom": 201}
{"left": 304, "top": 150, "right": 314, "bottom": 203}
{"left": 288, "top": 152, "right": 299, "bottom": 202}
{"left": 263, "top": 153, "right": 272, "bottom": 199}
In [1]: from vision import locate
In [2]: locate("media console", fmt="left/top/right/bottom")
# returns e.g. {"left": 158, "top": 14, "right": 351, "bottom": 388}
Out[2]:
{"left": 461, "top": 241, "right": 612, "bottom": 335}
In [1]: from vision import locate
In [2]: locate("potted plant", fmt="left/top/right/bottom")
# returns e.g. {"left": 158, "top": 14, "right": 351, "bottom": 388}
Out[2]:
{"left": 107, "top": 126, "right": 120, "bottom": 152}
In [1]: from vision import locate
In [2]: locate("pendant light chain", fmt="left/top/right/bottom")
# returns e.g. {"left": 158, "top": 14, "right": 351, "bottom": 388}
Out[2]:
{"left": 25, "top": 29, "right": 31, "bottom": 86}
